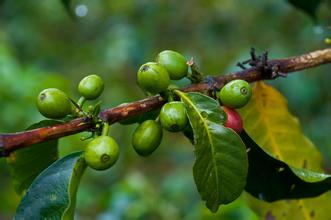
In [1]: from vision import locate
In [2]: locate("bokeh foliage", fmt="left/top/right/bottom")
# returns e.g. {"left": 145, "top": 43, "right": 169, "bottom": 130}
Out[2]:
{"left": 0, "top": 0, "right": 330, "bottom": 219}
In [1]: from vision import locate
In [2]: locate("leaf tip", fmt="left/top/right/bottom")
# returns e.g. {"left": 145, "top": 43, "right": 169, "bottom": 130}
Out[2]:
{"left": 206, "top": 202, "right": 220, "bottom": 213}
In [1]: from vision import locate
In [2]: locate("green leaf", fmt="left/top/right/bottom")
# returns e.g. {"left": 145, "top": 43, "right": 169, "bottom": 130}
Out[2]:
{"left": 7, "top": 120, "right": 60, "bottom": 195}
{"left": 241, "top": 131, "right": 331, "bottom": 201}
{"left": 239, "top": 82, "right": 331, "bottom": 220}
{"left": 15, "top": 151, "right": 86, "bottom": 220}
{"left": 287, "top": 0, "right": 321, "bottom": 20}
{"left": 176, "top": 91, "right": 248, "bottom": 212}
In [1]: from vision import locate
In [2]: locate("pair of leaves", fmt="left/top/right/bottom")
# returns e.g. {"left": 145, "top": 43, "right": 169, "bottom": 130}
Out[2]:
{"left": 178, "top": 85, "right": 331, "bottom": 216}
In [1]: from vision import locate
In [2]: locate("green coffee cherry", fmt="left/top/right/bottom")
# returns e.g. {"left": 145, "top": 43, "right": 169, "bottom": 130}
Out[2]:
{"left": 137, "top": 62, "right": 170, "bottom": 94}
{"left": 160, "top": 101, "right": 188, "bottom": 132}
{"left": 156, "top": 50, "right": 188, "bottom": 80}
{"left": 219, "top": 79, "right": 252, "bottom": 108}
{"left": 37, "top": 88, "right": 72, "bottom": 119}
{"left": 78, "top": 74, "right": 104, "bottom": 100}
{"left": 85, "top": 136, "right": 119, "bottom": 170}
{"left": 132, "top": 120, "right": 163, "bottom": 156}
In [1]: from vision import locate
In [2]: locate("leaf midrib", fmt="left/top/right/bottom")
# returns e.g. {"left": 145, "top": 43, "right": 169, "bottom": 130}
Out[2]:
{"left": 252, "top": 83, "right": 312, "bottom": 220}
{"left": 255, "top": 92, "right": 283, "bottom": 161}
{"left": 178, "top": 91, "right": 220, "bottom": 202}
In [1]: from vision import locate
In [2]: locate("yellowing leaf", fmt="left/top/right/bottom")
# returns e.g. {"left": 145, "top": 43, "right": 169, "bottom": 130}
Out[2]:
{"left": 239, "top": 82, "right": 322, "bottom": 171}
{"left": 245, "top": 193, "right": 331, "bottom": 220}
{"left": 239, "top": 82, "right": 331, "bottom": 220}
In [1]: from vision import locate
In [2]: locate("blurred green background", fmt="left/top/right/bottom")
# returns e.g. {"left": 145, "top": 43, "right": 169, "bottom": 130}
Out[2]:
{"left": 0, "top": 0, "right": 330, "bottom": 219}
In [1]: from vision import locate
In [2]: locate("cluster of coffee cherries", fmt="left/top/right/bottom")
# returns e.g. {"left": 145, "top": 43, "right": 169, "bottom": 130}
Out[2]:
{"left": 35, "top": 50, "right": 253, "bottom": 170}
{"left": 36, "top": 75, "right": 119, "bottom": 171}
{"left": 131, "top": 50, "right": 253, "bottom": 157}
{"left": 132, "top": 50, "right": 252, "bottom": 156}
{"left": 130, "top": 50, "right": 189, "bottom": 156}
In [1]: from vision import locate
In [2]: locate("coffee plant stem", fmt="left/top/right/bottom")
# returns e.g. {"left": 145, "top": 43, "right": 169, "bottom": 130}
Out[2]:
{"left": 1, "top": 48, "right": 331, "bottom": 156}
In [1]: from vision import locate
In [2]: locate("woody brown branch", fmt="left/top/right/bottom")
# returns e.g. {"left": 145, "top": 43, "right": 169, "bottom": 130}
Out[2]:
{"left": 1, "top": 48, "right": 331, "bottom": 156}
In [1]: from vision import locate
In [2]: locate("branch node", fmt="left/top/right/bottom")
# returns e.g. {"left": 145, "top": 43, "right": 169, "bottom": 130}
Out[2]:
{"left": 205, "top": 76, "right": 219, "bottom": 99}
{"left": 238, "top": 48, "right": 287, "bottom": 79}
{"left": 236, "top": 62, "right": 247, "bottom": 70}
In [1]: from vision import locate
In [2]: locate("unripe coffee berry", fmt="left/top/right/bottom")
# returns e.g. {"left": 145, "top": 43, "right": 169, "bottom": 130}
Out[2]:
{"left": 37, "top": 88, "right": 72, "bottom": 119}
{"left": 222, "top": 106, "right": 243, "bottom": 133}
{"left": 137, "top": 62, "right": 170, "bottom": 94}
{"left": 132, "top": 120, "right": 163, "bottom": 156}
{"left": 156, "top": 50, "right": 188, "bottom": 80}
{"left": 78, "top": 74, "right": 104, "bottom": 100}
{"left": 219, "top": 79, "right": 252, "bottom": 108}
{"left": 160, "top": 101, "right": 188, "bottom": 132}
{"left": 85, "top": 136, "right": 119, "bottom": 170}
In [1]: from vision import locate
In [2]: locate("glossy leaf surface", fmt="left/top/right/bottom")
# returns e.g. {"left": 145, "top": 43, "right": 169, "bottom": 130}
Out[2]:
{"left": 15, "top": 152, "right": 86, "bottom": 220}
{"left": 177, "top": 91, "right": 248, "bottom": 212}
{"left": 241, "top": 131, "right": 331, "bottom": 201}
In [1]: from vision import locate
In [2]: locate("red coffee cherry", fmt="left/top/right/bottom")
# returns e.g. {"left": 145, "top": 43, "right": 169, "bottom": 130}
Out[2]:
{"left": 222, "top": 106, "right": 243, "bottom": 133}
